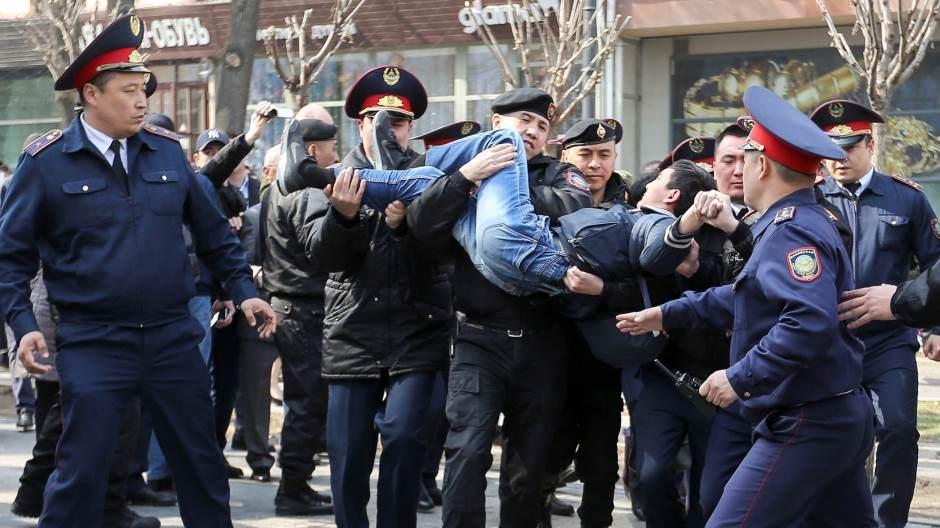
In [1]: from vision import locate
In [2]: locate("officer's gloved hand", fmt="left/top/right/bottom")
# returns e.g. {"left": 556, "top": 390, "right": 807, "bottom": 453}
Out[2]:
{"left": 217, "top": 184, "right": 247, "bottom": 219}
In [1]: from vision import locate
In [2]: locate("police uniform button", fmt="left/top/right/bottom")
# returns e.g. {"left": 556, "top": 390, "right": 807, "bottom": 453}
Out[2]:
{"left": 743, "top": 391, "right": 751, "bottom": 399}
{"left": 373, "top": 296, "right": 379, "bottom": 302}
{"left": 82, "top": 185, "right": 89, "bottom": 192}
{"left": 161, "top": 174, "right": 168, "bottom": 181}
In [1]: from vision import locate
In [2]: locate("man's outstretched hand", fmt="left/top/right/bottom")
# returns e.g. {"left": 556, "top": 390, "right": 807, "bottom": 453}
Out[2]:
{"left": 838, "top": 284, "right": 897, "bottom": 329}
{"left": 616, "top": 307, "right": 664, "bottom": 335}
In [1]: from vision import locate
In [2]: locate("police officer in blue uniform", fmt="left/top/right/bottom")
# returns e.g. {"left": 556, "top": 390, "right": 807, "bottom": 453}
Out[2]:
{"left": 810, "top": 99, "right": 940, "bottom": 527}
{"left": 0, "top": 15, "right": 276, "bottom": 528}
{"left": 618, "top": 86, "right": 875, "bottom": 526}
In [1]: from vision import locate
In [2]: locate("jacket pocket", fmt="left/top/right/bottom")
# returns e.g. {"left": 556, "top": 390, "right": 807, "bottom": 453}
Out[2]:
{"left": 60, "top": 178, "right": 113, "bottom": 226}
{"left": 141, "top": 170, "right": 182, "bottom": 216}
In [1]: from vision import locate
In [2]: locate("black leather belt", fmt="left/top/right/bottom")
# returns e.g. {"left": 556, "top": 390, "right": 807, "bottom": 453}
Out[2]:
{"left": 461, "top": 321, "right": 538, "bottom": 338}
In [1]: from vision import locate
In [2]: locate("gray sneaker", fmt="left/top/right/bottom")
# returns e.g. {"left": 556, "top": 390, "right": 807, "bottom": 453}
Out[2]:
{"left": 370, "top": 110, "right": 406, "bottom": 170}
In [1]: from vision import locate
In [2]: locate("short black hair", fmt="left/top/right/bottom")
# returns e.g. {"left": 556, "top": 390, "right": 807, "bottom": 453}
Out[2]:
{"left": 714, "top": 124, "right": 748, "bottom": 152}
{"left": 667, "top": 159, "right": 715, "bottom": 215}
{"left": 77, "top": 71, "right": 119, "bottom": 106}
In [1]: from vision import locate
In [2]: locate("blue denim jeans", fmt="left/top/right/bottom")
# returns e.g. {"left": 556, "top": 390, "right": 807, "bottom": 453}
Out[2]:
{"left": 355, "top": 128, "right": 569, "bottom": 295}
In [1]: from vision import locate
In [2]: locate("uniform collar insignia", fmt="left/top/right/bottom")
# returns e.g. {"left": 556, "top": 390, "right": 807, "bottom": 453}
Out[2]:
{"left": 774, "top": 206, "right": 796, "bottom": 224}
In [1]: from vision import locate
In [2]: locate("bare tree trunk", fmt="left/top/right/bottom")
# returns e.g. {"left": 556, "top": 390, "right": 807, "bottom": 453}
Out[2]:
{"left": 107, "top": 0, "right": 135, "bottom": 16}
{"left": 869, "top": 96, "right": 890, "bottom": 171}
{"left": 215, "top": 0, "right": 261, "bottom": 135}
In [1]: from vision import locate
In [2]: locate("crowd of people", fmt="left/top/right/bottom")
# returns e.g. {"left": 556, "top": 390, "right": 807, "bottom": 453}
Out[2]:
{"left": 5, "top": 12, "right": 940, "bottom": 528}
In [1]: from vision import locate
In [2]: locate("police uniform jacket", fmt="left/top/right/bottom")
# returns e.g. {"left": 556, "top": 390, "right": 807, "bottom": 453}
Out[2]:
{"left": 308, "top": 144, "right": 453, "bottom": 380}
{"left": 819, "top": 171, "right": 940, "bottom": 376}
{"left": 261, "top": 183, "right": 329, "bottom": 305}
{"left": 660, "top": 188, "right": 864, "bottom": 416}
{"left": 0, "top": 119, "right": 257, "bottom": 339}
{"left": 407, "top": 153, "right": 593, "bottom": 330}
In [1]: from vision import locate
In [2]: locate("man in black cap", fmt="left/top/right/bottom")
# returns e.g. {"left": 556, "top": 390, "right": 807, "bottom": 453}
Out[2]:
{"left": 259, "top": 119, "right": 339, "bottom": 516}
{"left": 298, "top": 66, "right": 453, "bottom": 527}
{"left": 0, "top": 14, "right": 277, "bottom": 527}
{"left": 405, "top": 87, "right": 591, "bottom": 526}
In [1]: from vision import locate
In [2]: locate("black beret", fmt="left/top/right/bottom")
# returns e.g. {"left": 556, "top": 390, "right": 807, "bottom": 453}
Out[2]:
{"left": 143, "top": 113, "right": 175, "bottom": 132}
{"left": 411, "top": 121, "right": 481, "bottom": 148}
{"left": 300, "top": 119, "right": 337, "bottom": 142}
{"left": 561, "top": 118, "right": 622, "bottom": 148}
{"left": 490, "top": 88, "right": 556, "bottom": 122}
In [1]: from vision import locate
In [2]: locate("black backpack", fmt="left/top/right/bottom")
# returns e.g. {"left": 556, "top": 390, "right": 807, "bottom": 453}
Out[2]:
{"left": 553, "top": 204, "right": 667, "bottom": 368}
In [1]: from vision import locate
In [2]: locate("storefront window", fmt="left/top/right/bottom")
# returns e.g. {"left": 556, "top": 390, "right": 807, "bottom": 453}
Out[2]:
{"left": 670, "top": 47, "right": 940, "bottom": 207}
{"left": 378, "top": 48, "right": 455, "bottom": 97}
{"left": 0, "top": 69, "right": 59, "bottom": 169}
{"left": 467, "top": 45, "right": 509, "bottom": 96}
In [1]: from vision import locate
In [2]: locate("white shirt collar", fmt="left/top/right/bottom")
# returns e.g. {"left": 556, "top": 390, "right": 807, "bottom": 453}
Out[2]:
{"left": 80, "top": 113, "right": 127, "bottom": 166}
{"left": 840, "top": 167, "right": 874, "bottom": 196}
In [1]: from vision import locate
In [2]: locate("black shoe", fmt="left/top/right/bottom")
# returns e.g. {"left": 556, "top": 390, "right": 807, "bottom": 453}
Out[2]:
{"left": 249, "top": 469, "right": 272, "bottom": 483}
{"left": 268, "top": 443, "right": 277, "bottom": 453}
{"left": 275, "top": 482, "right": 333, "bottom": 516}
{"left": 16, "top": 409, "right": 34, "bottom": 432}
{"left": 417, "top": 481, "right": 434, "bottom": 513}
{"left": 549, "top": 492, "right": 575, "bottom": 516}
{"left": 423, "top": 477, "right": 443, "bottom": 506}
{"left": 147, "top": 476, "right": 174, "bottom": 493}
{"left": 126, "top": 485, "right": 177, "bottom": 507}
{"left": 369, "top": 110, "right": 406, "bottom": 170}
{"left": 225, "top": 460, "right": 244, "bottom": 479}
{"left": 10, "top": 492, "right": 42, "bottom": 518}
{"left": 277, "top": 119, "right": 336, "bottom": 194}
{"left": 300, "top": 484, "right": 332, "bottom": 505}
{"left": 102, "top": 506, "right": 161, "bottom": 528}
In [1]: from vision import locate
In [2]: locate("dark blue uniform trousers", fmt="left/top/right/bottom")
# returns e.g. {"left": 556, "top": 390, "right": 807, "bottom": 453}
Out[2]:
{"left": 631, "top": 370, "right": 711, "bottom": 528}
{"left": 707, "top": 389, "right": 875, "bottom": 527}
{"left": 41, "top": 319, "right": 231, "bottom": 528}
{"left": 327, "top": 372, "right": 435, "bottom": 528}
{"left": 865, "top": 366, "right": 919, "bottom": 528}
{"left": 698, "top": 406, "right": 752, "bottom": 518}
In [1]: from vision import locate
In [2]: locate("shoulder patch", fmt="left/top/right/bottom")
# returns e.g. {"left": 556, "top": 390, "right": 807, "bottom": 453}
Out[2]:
{"left": 141, "top": 122, "right": 181, "bottom": 142}
{"left": 931, "top": 218, "right": 940, "bottom": 240}
{"left": 786, "top": 246, "right": 822, "bottom": 282}
{"left": 23, "top": 129, "right": 63, "bottom": 157}
{"left": 890, "top": 174, "right": 922, "bottom": 191}
{"left": 564, "top": 170, "right": 591, "bottom": 194}
{"left": 774, "top": 206, "right": 795, "bottom": 224}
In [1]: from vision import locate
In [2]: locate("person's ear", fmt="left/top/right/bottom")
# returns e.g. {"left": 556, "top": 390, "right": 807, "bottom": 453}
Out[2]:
{"left": 491, "top": 114, "right": 501, "bottom": 129}
{"left": 758, "top": 154, "right": 771, "bottom": 181}
{"left": 866, "top": 137, "right": 875, "bottom": 155}
{"left": 306, "top": 142, "right": 317, "bottom": 158}
{"left": 560, "top": 149, "right": 569, "bottom": 163}
{"left": 664, "top": 189, "right": 680, "bottom": 205}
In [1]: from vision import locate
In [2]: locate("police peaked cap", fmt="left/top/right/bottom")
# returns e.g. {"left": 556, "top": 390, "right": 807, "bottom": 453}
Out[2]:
{"left": 809, "top": 100, "right": 885, "bottom": 147}
{"left": 55, "top": 14, "right": 157, "bottom": 97}
{"left": 344, "top": 66, "right": 428, "bottom": 120}
{"left": 659, "top": 137, "right": 716, "bottom": 171}
{"left": 411, "top": 121, "right": 482, "bottom": 148}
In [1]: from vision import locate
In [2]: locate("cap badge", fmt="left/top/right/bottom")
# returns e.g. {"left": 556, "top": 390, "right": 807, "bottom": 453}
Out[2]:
{"left": 383, "top": 67, "right": 400, "bottom": 86}
{"left": 739, "top": 117, "right": 755, "bottom": 132}
{"left": 377, "top": 95, "right": 404, "bottom": 108}
{"left": 461, "top": 122, "right": 474, "bottom": 135}
{"left": 546, "top": 103, "right": 557, "bottom": 121}
{"left": 689, "top": 137, "right": 705, "bottom": 154}
{"left": 828, "top": 102, "right": 845, "bottom": 119}
{"left": 596, "top": 124, "right": 606, "bottom": 139}
{"left": 830, "top": 124, "right": 853, "bottom": 136}
{"left": 129, "top": 50, "right": 144, "bottom": 63}
{"left": 130, "top": 15, "right": 141, "bottom": 37}
{"left": 607, "top": 119, "right": 617, "bottom": 129}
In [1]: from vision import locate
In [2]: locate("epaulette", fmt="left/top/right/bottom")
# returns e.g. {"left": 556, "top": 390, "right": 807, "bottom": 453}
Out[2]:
{"left": 141, "top": 122, "right": 181, "bottom": 142}
{"left": 823, "top": 208, "right": 839, "bottom": 223}
{"left": 889, "top": 174, "right": 922, "bottom": 191}
{"left": 774, "top": 206, "right": 795, "bottom": 224}
{"left": 23, "top": 129, "right": 63, "bottom": 157}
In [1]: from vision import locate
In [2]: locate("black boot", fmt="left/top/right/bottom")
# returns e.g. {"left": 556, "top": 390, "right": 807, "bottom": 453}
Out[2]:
{"left": 549, "top": 492, "right": 575, "bottom": 516}
{"left": 10, "top": 488, "right": 42, "bottom": 518}
{"left": 423, "top": 476, "right": 443, "bottom": 506}
{"left": 276, "top": 119, "right": 336, "bottom": 194}
{"left": 274, "top": 478, "right": 333, "bottom": 516}
{"left": 369, "top": 110, "right": 406, "bottom": 170}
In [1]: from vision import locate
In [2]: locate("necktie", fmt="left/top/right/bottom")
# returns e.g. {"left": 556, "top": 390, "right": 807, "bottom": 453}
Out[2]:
{"left": 109, "top": 140, "right": 129, "bottom": 193}
{"left": 844, "top": 182, "right": 861, "bottom": 198}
